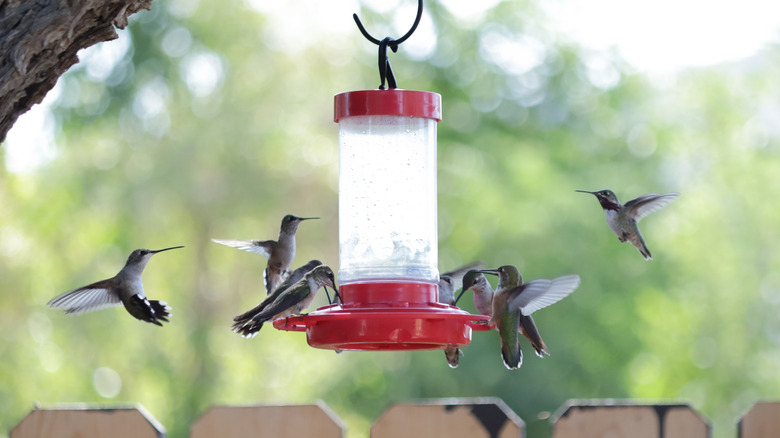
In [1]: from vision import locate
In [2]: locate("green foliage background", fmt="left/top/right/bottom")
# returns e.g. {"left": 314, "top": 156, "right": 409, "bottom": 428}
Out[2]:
{"left": 2, "top": 0, "right": 780, "bottom": 437}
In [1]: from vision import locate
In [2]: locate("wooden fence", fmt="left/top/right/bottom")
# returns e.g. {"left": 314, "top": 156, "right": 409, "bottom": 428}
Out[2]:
{"left": 9, "top": 399, "right": 780, "bottom": 437}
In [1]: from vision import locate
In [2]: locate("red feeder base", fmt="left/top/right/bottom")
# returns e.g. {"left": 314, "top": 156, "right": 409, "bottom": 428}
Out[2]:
{"left": 272, "top": 282, "right": 491, "bottom": 351}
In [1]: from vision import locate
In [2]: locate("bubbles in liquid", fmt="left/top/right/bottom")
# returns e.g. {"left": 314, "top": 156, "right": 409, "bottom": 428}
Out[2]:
{"left": 338, "top": 115, "right": 438, "bottom": 284}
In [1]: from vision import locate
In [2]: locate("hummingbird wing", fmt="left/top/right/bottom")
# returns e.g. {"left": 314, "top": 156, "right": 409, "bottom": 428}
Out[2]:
{"left": 233, "top": 262, "right": 324, "bottom": 326}
{"left": 47, "top": 278, "right": 123, "bottom": 315}
{"left": 287, "top": 260, "right": 323, "bottom": 284}
{"left": 232, "top": 280, "right": 291, "bottom": 324}
{"left": 248, "top": 283, "right": 310, "bottom": 322}
{"left": 624, "top": 193, "right": 680, "bottom": 222}
{"left": 210, "top": 239, "right": 275, "bottom": 258}
{"left": 507, "top": 275, "right": 581, "bottom": 316}
{"left": 441, "top": 261, "right": 484, "bottom": 288}
{"left": 266, "top": 259, "right": 323, "bottom": 295}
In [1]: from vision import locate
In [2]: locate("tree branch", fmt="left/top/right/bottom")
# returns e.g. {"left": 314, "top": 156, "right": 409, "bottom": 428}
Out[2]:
{"left": 0, "top": 0, "right": 154, "bottom": 144}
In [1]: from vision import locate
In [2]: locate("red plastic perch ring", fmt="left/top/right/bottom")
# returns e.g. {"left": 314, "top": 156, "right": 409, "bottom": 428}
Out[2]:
{"left": 272, "top": 282, "right": 491, "bottom": 351}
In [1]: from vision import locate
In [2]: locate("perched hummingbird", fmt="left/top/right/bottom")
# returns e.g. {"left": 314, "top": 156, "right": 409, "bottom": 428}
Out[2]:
{"left": 212, "top": 214, "right": 318, "bottom": 294}
{"left": 454, "top": 270, "right": 493, "bottom": 315}
{"left": 437, "top": 262, "right": 482, "bottom": 368}
{"left": 232, "top": 264, "right": 337, "bottom": 337}
{"left": 438, "top": 262, "right": 483, "bottom": 306}
{"left": 577, "top": 189, "right": 679, "bottom": 260}
{"left": 231, "top": 259, "right": 322, "bottom": 332}
{"left": 437, "top": 276, "right": 462, "bottom": 368}
{"left": 486, "top": 265, "right": 580, "bottom": 370}
{"left": 47, "top": 246, "right": 184, "bottom": 326}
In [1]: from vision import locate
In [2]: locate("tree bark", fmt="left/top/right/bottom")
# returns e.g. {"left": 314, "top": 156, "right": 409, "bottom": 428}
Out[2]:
{"left": 0, "top": 0, "right": 153, "bottom": 144}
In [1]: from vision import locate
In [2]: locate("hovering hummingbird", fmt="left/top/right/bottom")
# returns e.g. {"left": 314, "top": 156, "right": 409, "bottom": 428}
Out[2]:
{"left": 212, "top": 214, "right": 318, "bottom": 294}
{"left": 485, "top": 265, "right": 580, "bottom": 370}
{"left": 232, "top": 264, "right": 337, "bottom": 337}
{"left": 47, "top": 246, "right": 184, "bottom": 326}
{"left": 438, "top": 262, "right": 482, "bottom": 368}
{"left": 577, "top": 189, "right": 679, "bottom": 260}
{"left": 457, "top": 269, "right": 550, "bottom": 359}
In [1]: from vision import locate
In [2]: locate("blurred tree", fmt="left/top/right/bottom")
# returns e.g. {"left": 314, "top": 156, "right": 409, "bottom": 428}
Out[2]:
{"left": 1, "top": 1, "right": 780, "bottom": 438}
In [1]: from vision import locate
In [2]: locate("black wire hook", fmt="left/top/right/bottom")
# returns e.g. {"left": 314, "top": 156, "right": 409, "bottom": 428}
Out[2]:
{"left": 352, "top": 0, "right": 424, "bottom": 89}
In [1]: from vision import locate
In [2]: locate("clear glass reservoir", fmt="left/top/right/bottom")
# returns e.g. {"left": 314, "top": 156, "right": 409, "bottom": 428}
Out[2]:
{"left": 335, "top": 90, "right": 441, "bottom": 285}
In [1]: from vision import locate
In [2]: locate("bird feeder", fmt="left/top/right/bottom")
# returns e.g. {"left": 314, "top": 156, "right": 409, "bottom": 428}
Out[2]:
{"left": 273, "top": 0, "right": 489, "bottom": 350}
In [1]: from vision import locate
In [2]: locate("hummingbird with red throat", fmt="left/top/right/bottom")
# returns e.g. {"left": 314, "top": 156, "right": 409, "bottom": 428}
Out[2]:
{"left": 577, "top": 189, "right": 679, "bottom": 260}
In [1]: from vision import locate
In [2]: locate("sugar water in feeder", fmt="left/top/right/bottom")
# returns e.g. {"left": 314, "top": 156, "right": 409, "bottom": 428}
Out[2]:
{"left": 337, "top": 89, "right": 439, "bottom": 288}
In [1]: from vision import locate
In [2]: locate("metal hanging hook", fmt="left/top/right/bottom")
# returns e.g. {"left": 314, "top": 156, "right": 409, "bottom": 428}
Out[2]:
{"left": 352, "top": 0, "right": 424, "bottom": 89}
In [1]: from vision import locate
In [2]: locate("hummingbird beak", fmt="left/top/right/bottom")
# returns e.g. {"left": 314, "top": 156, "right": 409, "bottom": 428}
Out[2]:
{"left": 323, "top": 285, "right": 341, "bottom": 305}
{"left": 151, "top": 246, "right": 185, "bottom": 254}
{"left": 479, "top": 269, "right": 498, "bottom": 277}
{"left": 575, "top": 190, "right": 596, "bottom": 194}
{"left": 453, "top": 288, "right": 466, "bottom": 307}
{"left": 299, "top": 216, "right": 319, "bottom": 221}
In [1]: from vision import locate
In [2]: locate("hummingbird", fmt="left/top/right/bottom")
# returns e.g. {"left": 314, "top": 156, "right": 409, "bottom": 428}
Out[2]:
{"left": 454, "top": 270, "right": 493, "bottom": 315}
{"left": 47, "top": 246, "right": 184, "bottom": 326}
{"left": 576, "top": 189, "right": 679, "bottom": 260}
{"left": 232, "top": 264, "right": 337, "bottom": 337}
{"left": 212, "top": 214, "right": 318, "bottom": 294}
{"left": 437, "top": 276, "right": 462, "bottom": 368}
{"left": 458, "top": 269, "right": 550, "bottom": 359}
{"left": 438, "top": 262, "right": 483, "bottom": 306}
{"left": 485, "top": 265, "right": 580, "bottom": 370}
{"left": 437, "top": 262, "right": 482, "bottom": 368}
{"left": 231, "top": 259, "right": 322, "bottom": 330}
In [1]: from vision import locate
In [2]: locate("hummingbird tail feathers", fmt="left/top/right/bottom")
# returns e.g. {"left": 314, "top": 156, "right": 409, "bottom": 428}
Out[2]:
{"left": 126, "top": 296, "right": 169, "bottom": 326}
{"left": 629, "top": 230, "right": 653, "bottom": 260}
{"left": 232, "top": 319, "right": 263, "bottom": 337}
{"left": 519, "top": 315, "right": 549, "bottom": 357}
{"left": 500, "top": 343, "right": 522, "bottom": 370}
{"left": 634, "top": 237, "right": 653, "bottom": 260}
{"left": 148, "top": 300, "right": 171, "bottom": 322}
{"left": 231, "top": 313, "right": 269, "bottom": 337}
{"left": 531, "top": 340, "right": 549, "bottom": 357}
{"left": 444, "top": 346, "right": 463, "bottom": 368}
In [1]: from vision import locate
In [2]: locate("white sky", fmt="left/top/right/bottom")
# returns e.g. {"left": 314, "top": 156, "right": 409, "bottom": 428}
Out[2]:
{"left": 542, "top": 0, "right": 780, "bottom": 73}
{"left": 4, "top": 0, "right": 780, "bottom": 173}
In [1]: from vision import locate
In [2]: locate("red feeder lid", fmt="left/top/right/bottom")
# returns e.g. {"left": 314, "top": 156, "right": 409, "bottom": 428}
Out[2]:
{"left": 334, "top": 89, "right": 442, "bottom": 122}
{"left": 272, "top": 282, "right": 491, "bottom": 351}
